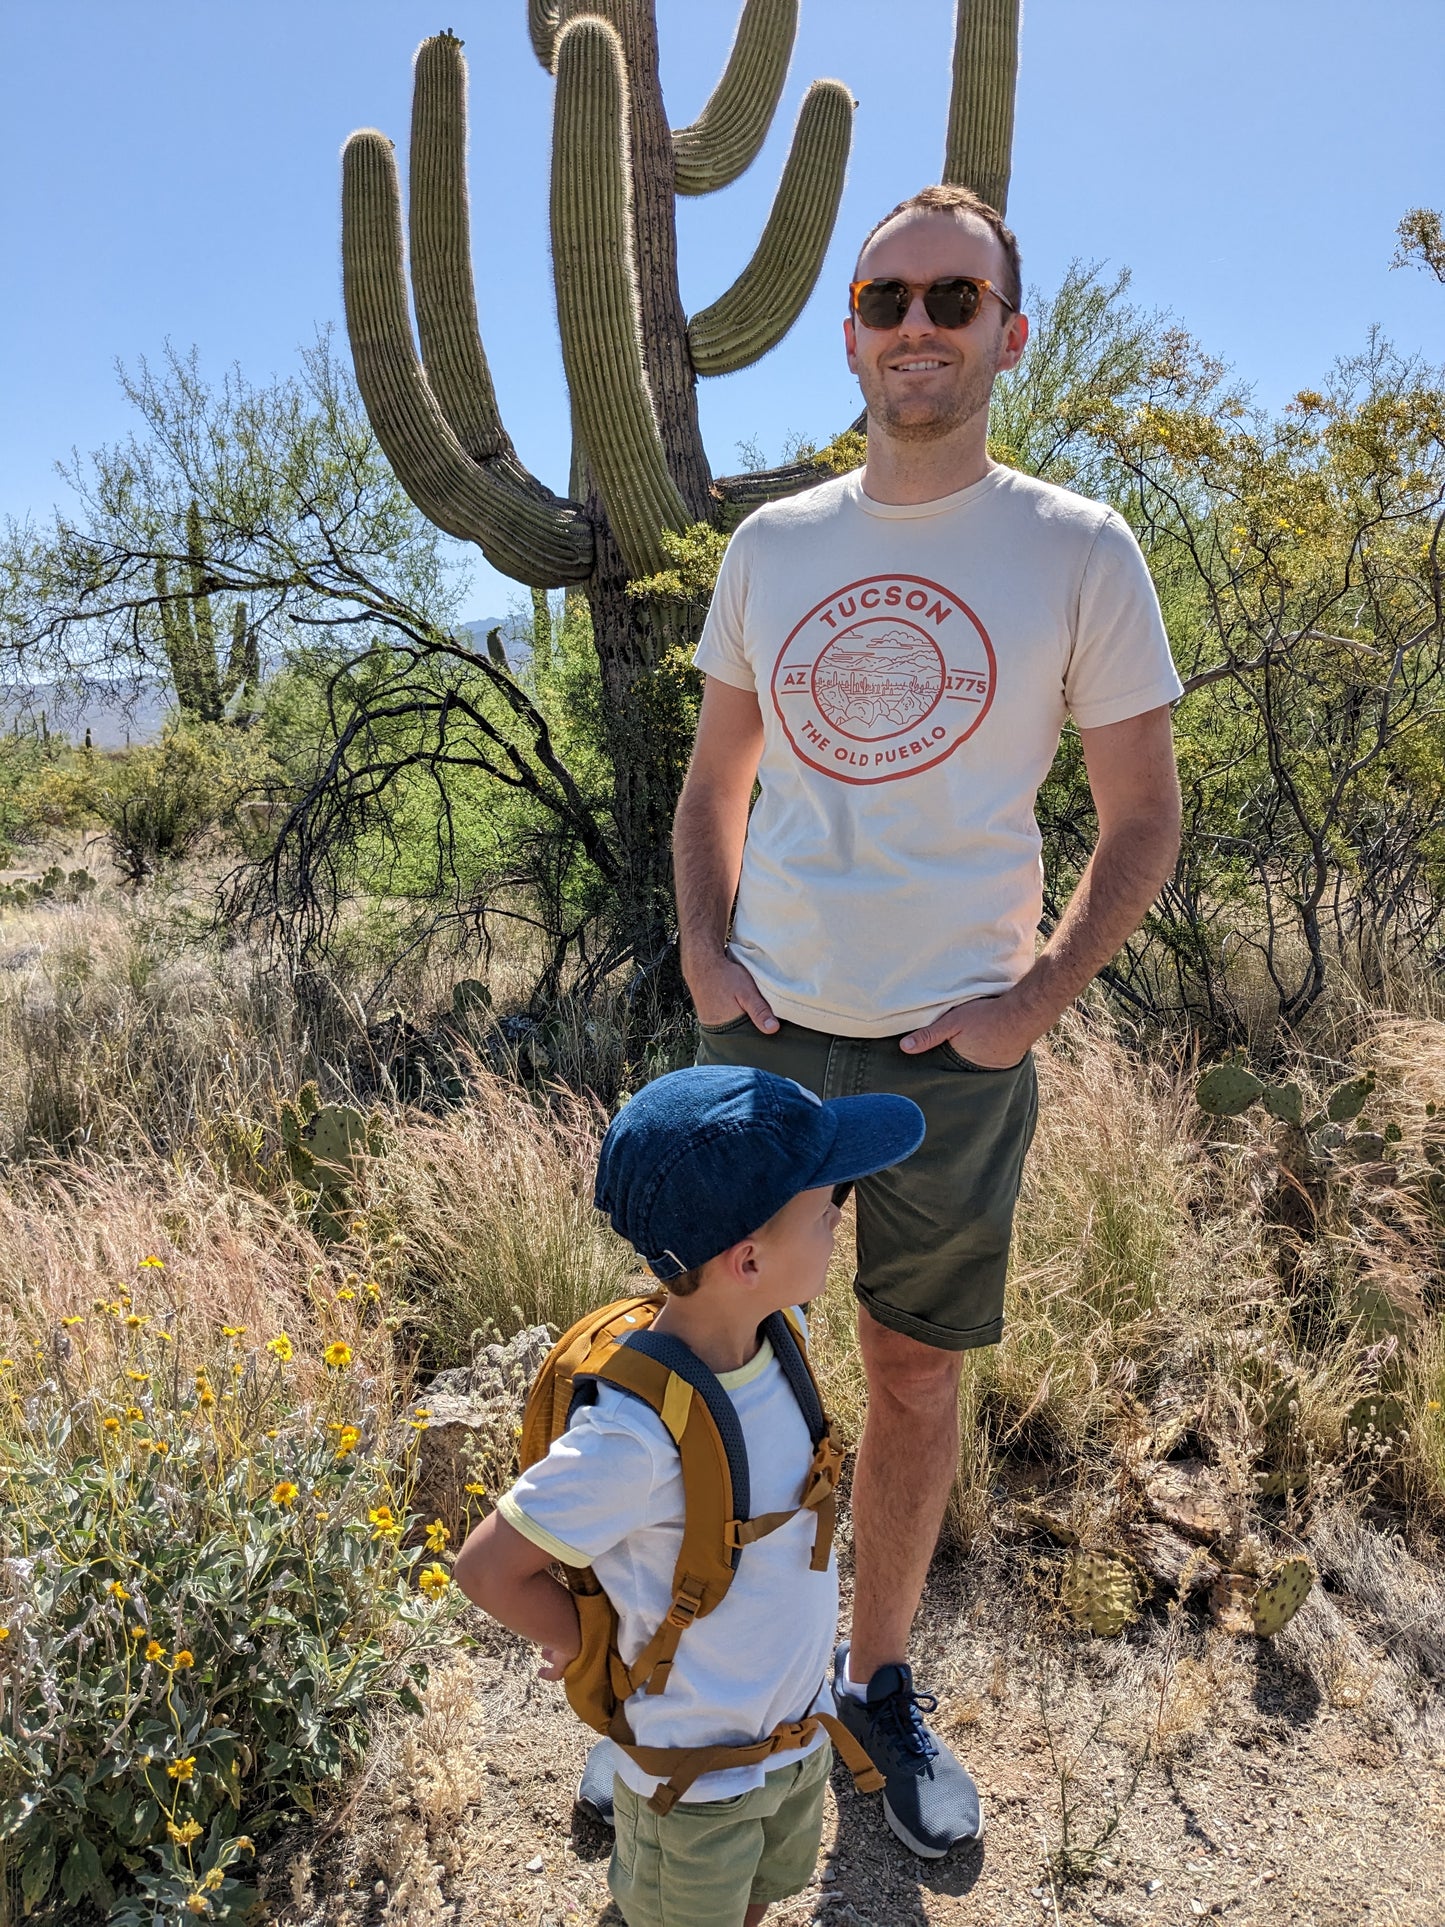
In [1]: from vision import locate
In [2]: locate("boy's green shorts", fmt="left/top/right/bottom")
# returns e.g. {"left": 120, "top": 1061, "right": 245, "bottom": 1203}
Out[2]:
{"left": 697, "top": 1016, "right": 1039, "bottom": 1351}
{"left": 608, "top": 1741, "right": 831, "bottom": 1927}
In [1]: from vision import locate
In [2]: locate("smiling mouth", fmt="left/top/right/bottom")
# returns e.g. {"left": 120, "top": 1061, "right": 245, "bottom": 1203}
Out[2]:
{"left": 889, "top": 358, "right": 949, "bottom": 373}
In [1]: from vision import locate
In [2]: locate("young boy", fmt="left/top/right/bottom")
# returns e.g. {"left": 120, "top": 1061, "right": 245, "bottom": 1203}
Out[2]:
{"left": 453, "top": 1064, "right": 925, "bottom": 1927}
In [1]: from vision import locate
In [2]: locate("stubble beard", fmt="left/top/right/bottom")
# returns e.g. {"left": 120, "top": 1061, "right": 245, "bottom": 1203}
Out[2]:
{"left": 863, "top": 346, "right": 999, "bottom": 445}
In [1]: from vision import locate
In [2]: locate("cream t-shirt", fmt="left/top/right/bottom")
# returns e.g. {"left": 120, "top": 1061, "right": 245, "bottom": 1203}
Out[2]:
{"left": 498, "top": 1323, "right": 835, "bottom": 1804}
{"left": 693, "top": 465, "right": 1183, "bottom": 1037}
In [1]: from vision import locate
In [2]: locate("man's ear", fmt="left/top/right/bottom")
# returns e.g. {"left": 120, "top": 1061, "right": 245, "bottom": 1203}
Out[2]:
{"left": 843, "top": 314, "right": 858, "bottom": 375}
{"left": 997, "top": 310, "right": 1029, "bottom": 373}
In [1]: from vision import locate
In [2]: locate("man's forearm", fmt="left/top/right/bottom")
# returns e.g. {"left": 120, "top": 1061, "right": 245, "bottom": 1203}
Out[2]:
{"left": 1009, "top": 817, "right": 1179, "bottom": 1040}
{"left": 673, "top": 777, "right": 748, "bottom": 977}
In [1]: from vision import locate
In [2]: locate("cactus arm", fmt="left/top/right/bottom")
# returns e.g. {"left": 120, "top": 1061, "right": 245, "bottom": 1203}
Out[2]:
{"left": 410, "top": 35, "right": 512, "bottom": 465}
{"left": 528, "top": 0, "right": 558, "bottom": 71}
{"left": 943, "top": 0, "right": 1020, "bottom": 215}
{"left": 342, "top": 129, "right": 592, "bottom": 587}
{"left": 671, "top": 0, "right": 797, "bottom": 196}
{"left": 686, "top": 78, "right": 852, "bottom": 378}
{"left": 713, "top": 452, "right": 827, "bottom": 526}
{"left": 550, "top": 16, "right": 690, "bottom": 577}
{"left": 184, "top": 502, "right": 224, "bottom": 721}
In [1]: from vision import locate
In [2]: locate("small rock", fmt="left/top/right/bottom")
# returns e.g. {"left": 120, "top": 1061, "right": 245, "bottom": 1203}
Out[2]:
{"left": 373, "top": 1880, "right": 387, "bottom": 1897}
{"left": 1145, "top": 1879, "right": 1163, "bottom": 1894}
{"left": 525, "top": 1854, "right": 544, "bottom": 1873}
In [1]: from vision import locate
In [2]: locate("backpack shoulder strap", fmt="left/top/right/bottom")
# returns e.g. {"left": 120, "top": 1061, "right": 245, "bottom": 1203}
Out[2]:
{"left": 584, "top": 1331, "right": 745, "bottom": 1698}
{"left": 762, "top": 1310, "right": 827, "bottom": 1446}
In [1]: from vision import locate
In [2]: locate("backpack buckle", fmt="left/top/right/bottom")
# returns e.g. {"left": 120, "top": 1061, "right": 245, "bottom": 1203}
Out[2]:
{"left": 665, "top": 1584, "right": 703, "bottom": 1629}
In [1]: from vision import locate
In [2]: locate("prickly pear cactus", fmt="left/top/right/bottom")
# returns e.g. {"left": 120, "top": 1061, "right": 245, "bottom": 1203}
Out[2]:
{"left": 1060, "top": 1549, "right": 1141, "bottom": 1637}
{"left": 275, "top": 1099, "right": 381, "bottom": 1242}
{"left": 1260, "top": 1081, "right": 1305, "bottom": 1126}
{"left": 1249, "top": 1556, "right": 1313, "bottom": 1637}
{"left": 1326, "top": 1072, "right": 1375, "bottom": 1124}
{"left": 1209, "top": 1556, "right": 1313, "bottom": 1637}
{"left": 451, "top": 978, "right": 492, "bottom": 1023}
{"left": 1195, "top": 1063, "right": 1265, "bottom": 1117}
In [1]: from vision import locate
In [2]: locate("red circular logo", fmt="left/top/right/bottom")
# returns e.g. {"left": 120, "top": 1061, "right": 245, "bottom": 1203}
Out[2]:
{"left": 771, "top": 574, "right": 995, "bottom": 783}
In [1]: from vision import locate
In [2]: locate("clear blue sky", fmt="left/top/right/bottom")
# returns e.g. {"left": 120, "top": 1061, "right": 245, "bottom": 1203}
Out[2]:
{"left": 3, "top": 1, "right": 1440, "bottom": 623}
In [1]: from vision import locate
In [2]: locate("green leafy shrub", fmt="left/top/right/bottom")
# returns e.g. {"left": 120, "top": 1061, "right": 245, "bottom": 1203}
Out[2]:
{"left": 0, "top": 1259, "right": 462, "bottom": 1925}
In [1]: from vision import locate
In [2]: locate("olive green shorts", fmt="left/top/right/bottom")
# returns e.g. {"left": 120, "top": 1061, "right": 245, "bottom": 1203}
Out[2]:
{"left": 697, "top": 1016, "right": 1039, "bottom": 1351}
{"left": 608, "top": 1741, "right": 830, "bottom": 1927}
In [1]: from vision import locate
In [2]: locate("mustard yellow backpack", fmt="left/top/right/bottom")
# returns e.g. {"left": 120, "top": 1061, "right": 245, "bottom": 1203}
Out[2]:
{"left": 519, "top": 1291, "right": 884, "bottom": 1813}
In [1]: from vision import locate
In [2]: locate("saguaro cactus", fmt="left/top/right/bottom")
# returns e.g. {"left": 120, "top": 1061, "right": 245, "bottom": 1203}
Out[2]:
{"left": 154, "top": 501, "right": 259, "bottom": 726}
{"left": 341, "top": 0, "right": 1021, "bottom": 970}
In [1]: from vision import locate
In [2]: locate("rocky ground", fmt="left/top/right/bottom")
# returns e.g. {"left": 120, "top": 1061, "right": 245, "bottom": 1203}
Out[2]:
{"left": 268, "top": 1547, "right": 1445, "bottom": 1927}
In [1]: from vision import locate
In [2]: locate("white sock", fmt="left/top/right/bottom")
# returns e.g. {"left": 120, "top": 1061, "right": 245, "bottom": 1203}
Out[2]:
{"left": 837, "top": 1656, "right": 868, "bottom": 1701}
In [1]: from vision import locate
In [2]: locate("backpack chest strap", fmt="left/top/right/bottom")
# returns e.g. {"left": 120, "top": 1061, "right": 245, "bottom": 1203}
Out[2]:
{"left": 724, "top": 1423, "right": 846, "bottom": 1572}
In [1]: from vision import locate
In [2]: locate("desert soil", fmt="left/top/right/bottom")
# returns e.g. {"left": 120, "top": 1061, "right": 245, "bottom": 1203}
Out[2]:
{"left": 269, "top": 1555, "right": 1445, "bottom": 1927}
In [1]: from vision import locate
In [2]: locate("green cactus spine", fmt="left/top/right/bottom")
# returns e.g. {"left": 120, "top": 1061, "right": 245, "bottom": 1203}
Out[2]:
{"left": 944, "top": 0, "right": 1020, "bottom": 215}
{"left": 155, "top": 501, "right": 259, "bottom": 725}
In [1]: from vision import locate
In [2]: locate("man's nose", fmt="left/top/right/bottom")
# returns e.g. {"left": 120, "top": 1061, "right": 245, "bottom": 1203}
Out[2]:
{"left": 897, "top": 289, "right": 934, "bottom": 333}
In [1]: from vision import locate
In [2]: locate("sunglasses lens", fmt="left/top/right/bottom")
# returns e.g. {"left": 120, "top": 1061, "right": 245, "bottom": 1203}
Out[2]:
{"left": 854, "top": 281, "right": 909, "bottom": 329}
{"left": 923, "top": 279, "right": 982, "bottom": 328}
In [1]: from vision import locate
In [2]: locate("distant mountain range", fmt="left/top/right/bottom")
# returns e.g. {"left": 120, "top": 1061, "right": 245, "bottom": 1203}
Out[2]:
{"left": 1, "top": 617, "right": 525, "bottom": 749}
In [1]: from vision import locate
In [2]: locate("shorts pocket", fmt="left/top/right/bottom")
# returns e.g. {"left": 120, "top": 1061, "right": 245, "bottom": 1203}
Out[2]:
{"left": 697, "top": 1013, "right": 750, "bottom": 1036}
{"left": 940, "top": 1041, "right": 1028, "bottom": 1073}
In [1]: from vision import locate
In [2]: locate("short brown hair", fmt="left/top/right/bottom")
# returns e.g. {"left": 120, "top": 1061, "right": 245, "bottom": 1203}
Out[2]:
{"left": 854, "top": 184, "right": 1022, "bottom": 315}
{"left": 664, "top": 1265, "right": 705, "bottom": 1297}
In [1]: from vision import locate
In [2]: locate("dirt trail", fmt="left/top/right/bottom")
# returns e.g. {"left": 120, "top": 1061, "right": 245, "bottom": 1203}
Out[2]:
{"left": 270, "top": 1558, "right": 1445, "bottom": 1927}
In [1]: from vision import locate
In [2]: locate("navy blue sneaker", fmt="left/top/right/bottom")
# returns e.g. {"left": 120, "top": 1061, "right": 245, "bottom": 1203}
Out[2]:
{"left": 832, "top": 1642, "right": 984, "bottom": 1859}
{"left": 575, "top": 1738, "right": 622, "bottom": 1827}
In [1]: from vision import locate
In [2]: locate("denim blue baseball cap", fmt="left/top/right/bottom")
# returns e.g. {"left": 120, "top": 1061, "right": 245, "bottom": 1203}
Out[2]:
{"left": 595, "top": 1064, "right": 926, "bottom": 1281}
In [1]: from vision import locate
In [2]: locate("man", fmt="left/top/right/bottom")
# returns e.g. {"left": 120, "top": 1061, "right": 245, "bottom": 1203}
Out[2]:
{"left": 582, "top": 183, "right": 1183, "bottom": 1857}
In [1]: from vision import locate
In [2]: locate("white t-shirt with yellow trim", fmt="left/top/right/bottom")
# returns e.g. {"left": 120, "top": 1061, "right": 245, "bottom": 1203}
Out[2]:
{"left": 498, "top": 1319, "right": 836, "bottom": 1804}
{"left": 693, "top": 464, "right": 1184, "bottom": 1037}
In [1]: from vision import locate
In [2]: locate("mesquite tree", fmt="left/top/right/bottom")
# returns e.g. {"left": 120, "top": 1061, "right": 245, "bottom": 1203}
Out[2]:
{"left": 340, "top": 0, "right": 1019, "bottom": 977}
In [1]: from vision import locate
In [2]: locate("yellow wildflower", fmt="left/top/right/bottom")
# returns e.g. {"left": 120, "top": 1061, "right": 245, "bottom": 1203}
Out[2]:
{"left": 185, "top": 1895, "right": 207, "bottom": 1916}
{"left": 126, "top": 1406, "right": 144, "bottom": 1421}
{"left": 202, "top": 1866, "right": 225, "bottom": 1891}
{"left": 324, "top": 1341, "right": 352, "bottom": 1370}
{"left": 222, "top": 1325, "right": 246, "bottom": 1339}
{"left": 1428, "top": 1399, "right": 1442, "bottom": 1413}
{"left": 61, "top": 1315, "right": 84, "bottom": 1328}
{"left": 364, "top": 1281, "right": 381, "bottom": 1299}
{"left": 126, "top": 1369, "right": 149, "bottom": 1383}
{"left": 155, "top": 1332, "right": 173, "bottom": 1344}
{"left": 138, "top": 1255, "right": 165, "bottom": 1268}
{"left": 368, "top": 1505, "right": 400, "bottom": 1538}
{"left": 349, "top": 1219, "right": 367, "bottom": 1236}
{"left": 151, "top": 1440, "right": 169, "bottom": 1456}
{"left": 335, "top": 1425, "right": 361, "bottom": 1459}
{"left": 0, "top": 1359, "right": 13, "bottom": 1370}
{"left": 0, "top": 1627, "right": 10, "bottom": 1639}
{"left": 125, "top": 1314, "right": 148, "bottom": 1328}
{"left": 419, "top": 1563, "right": 450, "bottom": 1600}
{"left": 424, "top": 1518, "right": 449, "bottom": 1552}
{"left": 336, "top": 1288, "right": 356, "bottom": 1302}
{"left": 145, "top": 1639, "right": 166, "bottom": 1662}
{"left": 464, "top": 1482, "right": 486, "bottom": 1496}
{"left": 103, "top": 1417, "right": 121, "bottom": 1433}
{"left": 198, "top": 1390, "right": 215, "bottom": 1410}
{"left": 167, "top": 1817, "right": 203, "bottom": 1845}
{"left": 271, "top": 1481, "right": 299, "bottom": 1508}
{"left": 266, "top": 1332, "right": 293, "bottom": 1361}
{"left": 172, "top": 1650, "right": 194, "bottom": 1670}
{"left": 108, "top": 1581, "right": 131, "bottom": 1602}
{"left": 131, "top": 1625, "right": 148, "bottom": 1640}
{"left": 167, "top": 1756, "right": 196, "bottom": 1782}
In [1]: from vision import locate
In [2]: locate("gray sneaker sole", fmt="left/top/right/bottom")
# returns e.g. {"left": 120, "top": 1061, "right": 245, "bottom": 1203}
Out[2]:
{"left": 883, "top": 1792, "right": 985, "bottom": 1860}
